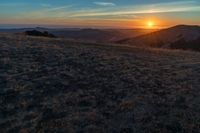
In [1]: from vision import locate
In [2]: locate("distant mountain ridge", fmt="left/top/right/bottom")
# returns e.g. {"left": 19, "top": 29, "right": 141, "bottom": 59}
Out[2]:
{"left": 0, "top": 27, "right": 154, "bottom": 43}
{"left": 117, "top": 25, "right": 200, "bottom": 51}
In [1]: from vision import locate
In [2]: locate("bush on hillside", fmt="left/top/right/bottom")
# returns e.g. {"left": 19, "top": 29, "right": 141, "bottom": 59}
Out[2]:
{"left": 25, "top": 30, "right": 56, "bottom": 38}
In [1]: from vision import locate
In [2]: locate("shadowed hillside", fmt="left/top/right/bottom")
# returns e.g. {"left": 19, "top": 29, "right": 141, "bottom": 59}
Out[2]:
{"left": 0, "top": 33, "right": 200, "bottom": 133}
{"left": 117, "top": 25, "right": 200, "bottom": 51}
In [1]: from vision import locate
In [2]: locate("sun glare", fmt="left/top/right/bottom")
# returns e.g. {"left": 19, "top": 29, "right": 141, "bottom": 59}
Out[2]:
{"left": 147, "top": 21, "right": 154, "bottom": 28}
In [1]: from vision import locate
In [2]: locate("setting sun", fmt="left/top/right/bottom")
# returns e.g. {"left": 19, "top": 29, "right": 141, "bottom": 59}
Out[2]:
{"left": 147, "top": 21, "right": 154, "bottom": 28}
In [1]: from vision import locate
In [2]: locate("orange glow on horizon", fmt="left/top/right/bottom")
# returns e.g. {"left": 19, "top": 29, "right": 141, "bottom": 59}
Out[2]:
{"left": 146, "top": 21, "right": 155, "bottom": 29}
{"left": 1, "top": 17, "right": 187, "bottom": 29}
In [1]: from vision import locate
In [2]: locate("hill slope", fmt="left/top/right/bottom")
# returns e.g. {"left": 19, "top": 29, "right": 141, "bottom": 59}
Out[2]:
{"left": 0, "top": 28, "right": 154, "bottom": 43}
{"left": 118, "top": 25, "right": 200, "bottom": 51}
{"left": 0, "top": 34, "right": 200, "bottom": 133}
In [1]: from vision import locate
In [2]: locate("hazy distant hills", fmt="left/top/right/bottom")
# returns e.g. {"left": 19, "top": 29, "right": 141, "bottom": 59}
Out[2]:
{"left": 50, "top": 28, "right": 155, "bottom": 43}
{"left": 1, "top": 25, "right": 200, "bottom": 51}
{"left": 117, "top": 25, "right": 200, "bottom": 51}
{"left": 0, "top": 27, "right": 154, "bottom": 43}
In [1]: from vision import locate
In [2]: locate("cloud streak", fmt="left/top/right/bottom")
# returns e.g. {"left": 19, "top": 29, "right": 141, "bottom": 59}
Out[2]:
{"left": 94, "top": 2, "right": 115, "bottom": 6}
{"left": 1, "top": 0, "right": 199, "bottom": 27}
{"left": 46, "top": 5, "right": 73, "bottom": 11}
{"left": 16, "top": 0, "right": 200, "bottom": 24}
{"left": 69, "top": 1, "right": 200, "bottom": 18}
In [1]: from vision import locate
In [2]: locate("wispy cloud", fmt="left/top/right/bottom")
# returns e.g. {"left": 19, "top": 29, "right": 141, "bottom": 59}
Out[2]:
{"left": 41, "top": 4, "right": 51, "bottom": 7}
{"left": 70, "top": 0, "right": 200, "bottom": 18}
{"left": 4, "top": 0, "right": 200, "bottom": 26}
{"left": 46, "top": 5, "right": 73, "bottom": 11}
{"left": 94, "top": 2, "right": 116, "bottom": 6}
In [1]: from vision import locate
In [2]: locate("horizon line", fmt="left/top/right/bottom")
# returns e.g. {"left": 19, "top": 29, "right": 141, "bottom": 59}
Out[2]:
{"left": 0, "top": 23, "right": 199, "bottom": 30}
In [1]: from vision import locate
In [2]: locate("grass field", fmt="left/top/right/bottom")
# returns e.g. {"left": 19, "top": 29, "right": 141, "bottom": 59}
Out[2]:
{"left": 0, "top": 34, "right": 200, "bottom": 133}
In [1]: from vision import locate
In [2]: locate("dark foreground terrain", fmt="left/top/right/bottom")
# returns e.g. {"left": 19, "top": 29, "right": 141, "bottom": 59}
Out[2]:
{"left": 0, "top": 33, "right": 200, "bottom": 133}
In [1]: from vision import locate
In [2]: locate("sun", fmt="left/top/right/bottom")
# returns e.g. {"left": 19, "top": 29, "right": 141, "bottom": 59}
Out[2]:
{"left": 147, "top": 21, "right": 154, "bottom": 28}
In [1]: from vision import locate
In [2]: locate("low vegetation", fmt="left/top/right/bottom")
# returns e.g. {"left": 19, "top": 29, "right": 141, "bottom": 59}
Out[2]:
{"left": 24, "top": 30, "right": 56, "bottom": 38}
{"left": 0, "top": 34, "right": 200, "bottom": 133}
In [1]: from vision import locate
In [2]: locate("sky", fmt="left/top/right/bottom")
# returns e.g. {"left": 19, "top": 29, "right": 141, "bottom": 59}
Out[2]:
{"left": 0, "top": 0, "right": 200, "bottom": 28}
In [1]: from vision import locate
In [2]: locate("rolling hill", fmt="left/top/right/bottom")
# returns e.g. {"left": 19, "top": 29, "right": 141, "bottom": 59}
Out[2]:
{"left": 0, "top": 33, "right": 200, "bottom": 132}
{"left": 0, "top": 28, "right": 154, "bottom": 43}
{"left": 117, "top": 25, "right": 200, "bottom": 51}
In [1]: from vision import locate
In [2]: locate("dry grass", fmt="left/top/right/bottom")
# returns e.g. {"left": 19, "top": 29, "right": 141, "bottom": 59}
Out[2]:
{"left": 0, "top": 34, "right": 200, "bottom": 133}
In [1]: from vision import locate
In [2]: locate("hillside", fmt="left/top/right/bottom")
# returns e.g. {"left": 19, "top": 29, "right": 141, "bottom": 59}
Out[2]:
{"left": 117, "top": 25, "right": 200, "bottom": 51}
{"left": 0, "top": 34, "right": 200, "bottom": 133}
{"left": 0, "top": 28, "right": 155, "bottom": 43}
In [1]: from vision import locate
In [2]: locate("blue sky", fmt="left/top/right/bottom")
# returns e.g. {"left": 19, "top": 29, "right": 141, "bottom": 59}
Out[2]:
{"left": 0, "top": 0, "right": 200, "bottom": 28}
